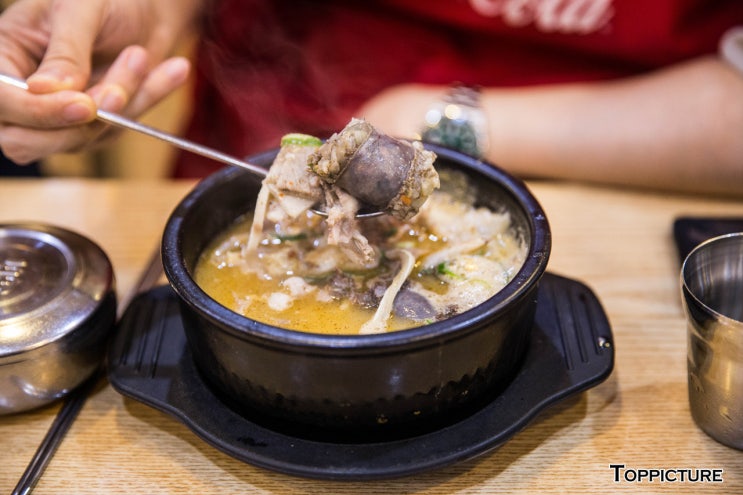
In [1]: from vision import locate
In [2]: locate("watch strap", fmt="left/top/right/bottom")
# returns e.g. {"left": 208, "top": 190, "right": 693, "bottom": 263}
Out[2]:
{"left": 420, "top": 85, "right": 488, "bottom": 158}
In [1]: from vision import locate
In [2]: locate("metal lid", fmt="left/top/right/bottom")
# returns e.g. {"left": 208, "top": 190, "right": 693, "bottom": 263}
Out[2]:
{"left": 0, "top": 223, "right": 115, "bottom": 358}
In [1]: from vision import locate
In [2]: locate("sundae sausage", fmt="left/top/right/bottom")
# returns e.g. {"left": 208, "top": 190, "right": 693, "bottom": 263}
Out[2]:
{"left": 309, "top": 119, "right": 439, "bottom": 220}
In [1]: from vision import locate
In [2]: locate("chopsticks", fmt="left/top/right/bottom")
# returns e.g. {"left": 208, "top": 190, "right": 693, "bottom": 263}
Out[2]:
{"left": 11, "top": 376, "right": 97, "bottom": 495}
{"left": 12, "top": 245, "right": 164, "bottom": 495}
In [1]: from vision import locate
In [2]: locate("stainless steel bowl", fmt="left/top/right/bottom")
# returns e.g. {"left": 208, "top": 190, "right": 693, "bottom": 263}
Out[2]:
{"left": 0, "top": 223, "right": 116, "bottom": 414}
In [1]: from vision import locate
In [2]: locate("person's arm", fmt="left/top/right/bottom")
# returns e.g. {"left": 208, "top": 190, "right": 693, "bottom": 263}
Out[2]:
{"left": 0, "top": 0, "right": 205, "bottom": 164}
{"left": 359, "top": 56, "right": 743, "bottom": 196}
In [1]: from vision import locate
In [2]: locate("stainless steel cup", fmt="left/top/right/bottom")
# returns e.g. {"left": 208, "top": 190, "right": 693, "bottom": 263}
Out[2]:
{"left": 682, "top": 232, "right": 743, "bottom": 449}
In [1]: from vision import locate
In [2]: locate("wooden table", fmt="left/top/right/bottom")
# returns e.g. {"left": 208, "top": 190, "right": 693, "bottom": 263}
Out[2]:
{"left": 1, "top": 177, "right": 742, "bottom": 494}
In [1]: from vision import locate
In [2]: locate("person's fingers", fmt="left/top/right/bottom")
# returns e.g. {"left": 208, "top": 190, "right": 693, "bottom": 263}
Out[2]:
{"left": 84, "top": 50, "right": 189, "bottom": 120}
{"left": 1, "top": 54, "right": 191, "bottom": 164}
{"left": 0, "top": 120, "right": 103, "bottom": 164}
{"left": 0, "top": 45, "right": 152, "bottom": 130}
{"left": 26, "top": 0, "right": 104, "bottom": 93}
{"left": 122, "top": 56, "right": 191, "bottom": 117}
{"left": 85, "top": 45, "right": 151, "bottom": 114}
{"left": 0, "top": 84, "right": 96, "bottom": 128}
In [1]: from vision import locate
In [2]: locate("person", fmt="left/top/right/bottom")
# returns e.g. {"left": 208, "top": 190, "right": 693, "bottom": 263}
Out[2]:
{"left": 0, "top": 0, "right": 741, "bottom": 196}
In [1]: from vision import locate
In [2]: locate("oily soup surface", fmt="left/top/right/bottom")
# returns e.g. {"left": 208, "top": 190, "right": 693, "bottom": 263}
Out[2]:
{"left": 194, "top": 178, "right": 526, "bottom": 335}
{"left": 195, "top": 215, "right": 390, "bottom": 334}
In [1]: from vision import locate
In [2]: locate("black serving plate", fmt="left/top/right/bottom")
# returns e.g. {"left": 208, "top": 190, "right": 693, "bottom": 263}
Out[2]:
{"left": 107, "top": 272, "right": 613, "bottom": 480}
{"left": 673, "top": 216, "right": 743, "bottom": 264}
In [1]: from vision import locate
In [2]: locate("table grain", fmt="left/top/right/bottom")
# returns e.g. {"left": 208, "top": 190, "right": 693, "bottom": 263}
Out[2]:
{"left": 2, "top": 177, "right": 742, "bottom": 494}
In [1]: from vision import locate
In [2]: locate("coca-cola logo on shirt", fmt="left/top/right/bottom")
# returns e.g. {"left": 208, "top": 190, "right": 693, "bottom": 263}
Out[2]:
{"left": 469, "top": 0, "right": 614, "bottom": 34}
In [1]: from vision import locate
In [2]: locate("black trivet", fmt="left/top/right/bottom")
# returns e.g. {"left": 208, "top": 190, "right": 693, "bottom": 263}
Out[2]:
{"left": 673, "top": 216, "right": 743, "bottom": 264}
{"left": 108, "top": 272, "right": 614, "bottom": 480}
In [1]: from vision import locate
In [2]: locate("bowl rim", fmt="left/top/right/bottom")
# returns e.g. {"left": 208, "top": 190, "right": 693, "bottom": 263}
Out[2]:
{"left": 162, "top": 144, "right": 551, "bottom": 351}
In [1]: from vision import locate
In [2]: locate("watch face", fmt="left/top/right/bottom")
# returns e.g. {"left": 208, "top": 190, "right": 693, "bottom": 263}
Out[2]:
{"left": 421, "top": 117, "right": 481, "bottom": 158}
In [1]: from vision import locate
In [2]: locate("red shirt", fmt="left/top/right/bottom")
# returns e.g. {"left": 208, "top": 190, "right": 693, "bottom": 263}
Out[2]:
{"left": 173, "top": 0, "right": 742, "bottom": 177}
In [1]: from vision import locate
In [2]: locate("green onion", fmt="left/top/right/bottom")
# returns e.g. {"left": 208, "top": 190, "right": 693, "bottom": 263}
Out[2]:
{"left": 436, "top": 262, "right": 460, "bottom": 278}
{"left": 271, "top": 232, "right": 308, "bottom": 242}
{"left": 280, "top": 133, "right": 322, "bottom": 147}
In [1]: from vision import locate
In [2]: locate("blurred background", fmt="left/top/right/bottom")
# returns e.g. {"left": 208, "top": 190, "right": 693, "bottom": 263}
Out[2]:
{"left": 0, "top": 0, "right": 195, "bottom": 179}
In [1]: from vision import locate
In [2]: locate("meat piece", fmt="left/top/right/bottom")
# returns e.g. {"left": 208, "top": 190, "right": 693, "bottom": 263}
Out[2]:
{"left": 263, "top": 135, "right": 324, "bottom": 218}
{"left": 323, "top": 265, "right": 397, "bottom": 308}
{"left": 393, "top": 288, "right": 436, "bottom": 321}
{"left": 245, "top": 136, "right": 323, "bottom": 254}
{"left": 308, "top": 119, "right": 439, "bottom": 220}
{"left": 323, "top": 186, "right": 379, "bottom": 267}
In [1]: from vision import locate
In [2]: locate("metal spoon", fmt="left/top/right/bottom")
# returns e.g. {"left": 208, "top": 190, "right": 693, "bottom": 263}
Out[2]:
{"left": 0, "top": 73, "right": 383, "bottom": 218}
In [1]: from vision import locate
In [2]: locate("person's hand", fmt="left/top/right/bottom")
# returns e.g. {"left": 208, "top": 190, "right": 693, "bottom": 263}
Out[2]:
{"left": 0, "top": 0, "right": 199, "bottom": 164}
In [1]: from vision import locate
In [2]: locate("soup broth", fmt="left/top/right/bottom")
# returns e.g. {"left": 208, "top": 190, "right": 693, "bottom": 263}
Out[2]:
{"left": 194, "top": 170, "right": 527, "bottom": 335}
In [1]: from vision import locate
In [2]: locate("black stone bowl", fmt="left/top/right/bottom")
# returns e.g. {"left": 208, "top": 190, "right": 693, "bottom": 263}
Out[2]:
{"left": 162, "top": 144, "right": 551, "bottom": 441}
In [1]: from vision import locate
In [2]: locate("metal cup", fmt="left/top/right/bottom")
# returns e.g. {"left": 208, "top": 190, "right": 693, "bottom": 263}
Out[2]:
{"left": 682, "top": 232, "right": 743, "bottom": 449}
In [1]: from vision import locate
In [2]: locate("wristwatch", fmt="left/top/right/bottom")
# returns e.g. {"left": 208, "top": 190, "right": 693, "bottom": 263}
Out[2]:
{"left": 720, "top": 26, "right": 743, "bottom": 76}
{"left": 420, "top": 85, "right": 488, "bottom": 158}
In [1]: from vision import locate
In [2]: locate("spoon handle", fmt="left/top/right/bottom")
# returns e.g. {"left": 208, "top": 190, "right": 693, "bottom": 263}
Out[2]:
{"left": 0, "top": 73, "right": 268, "bottom": 178}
